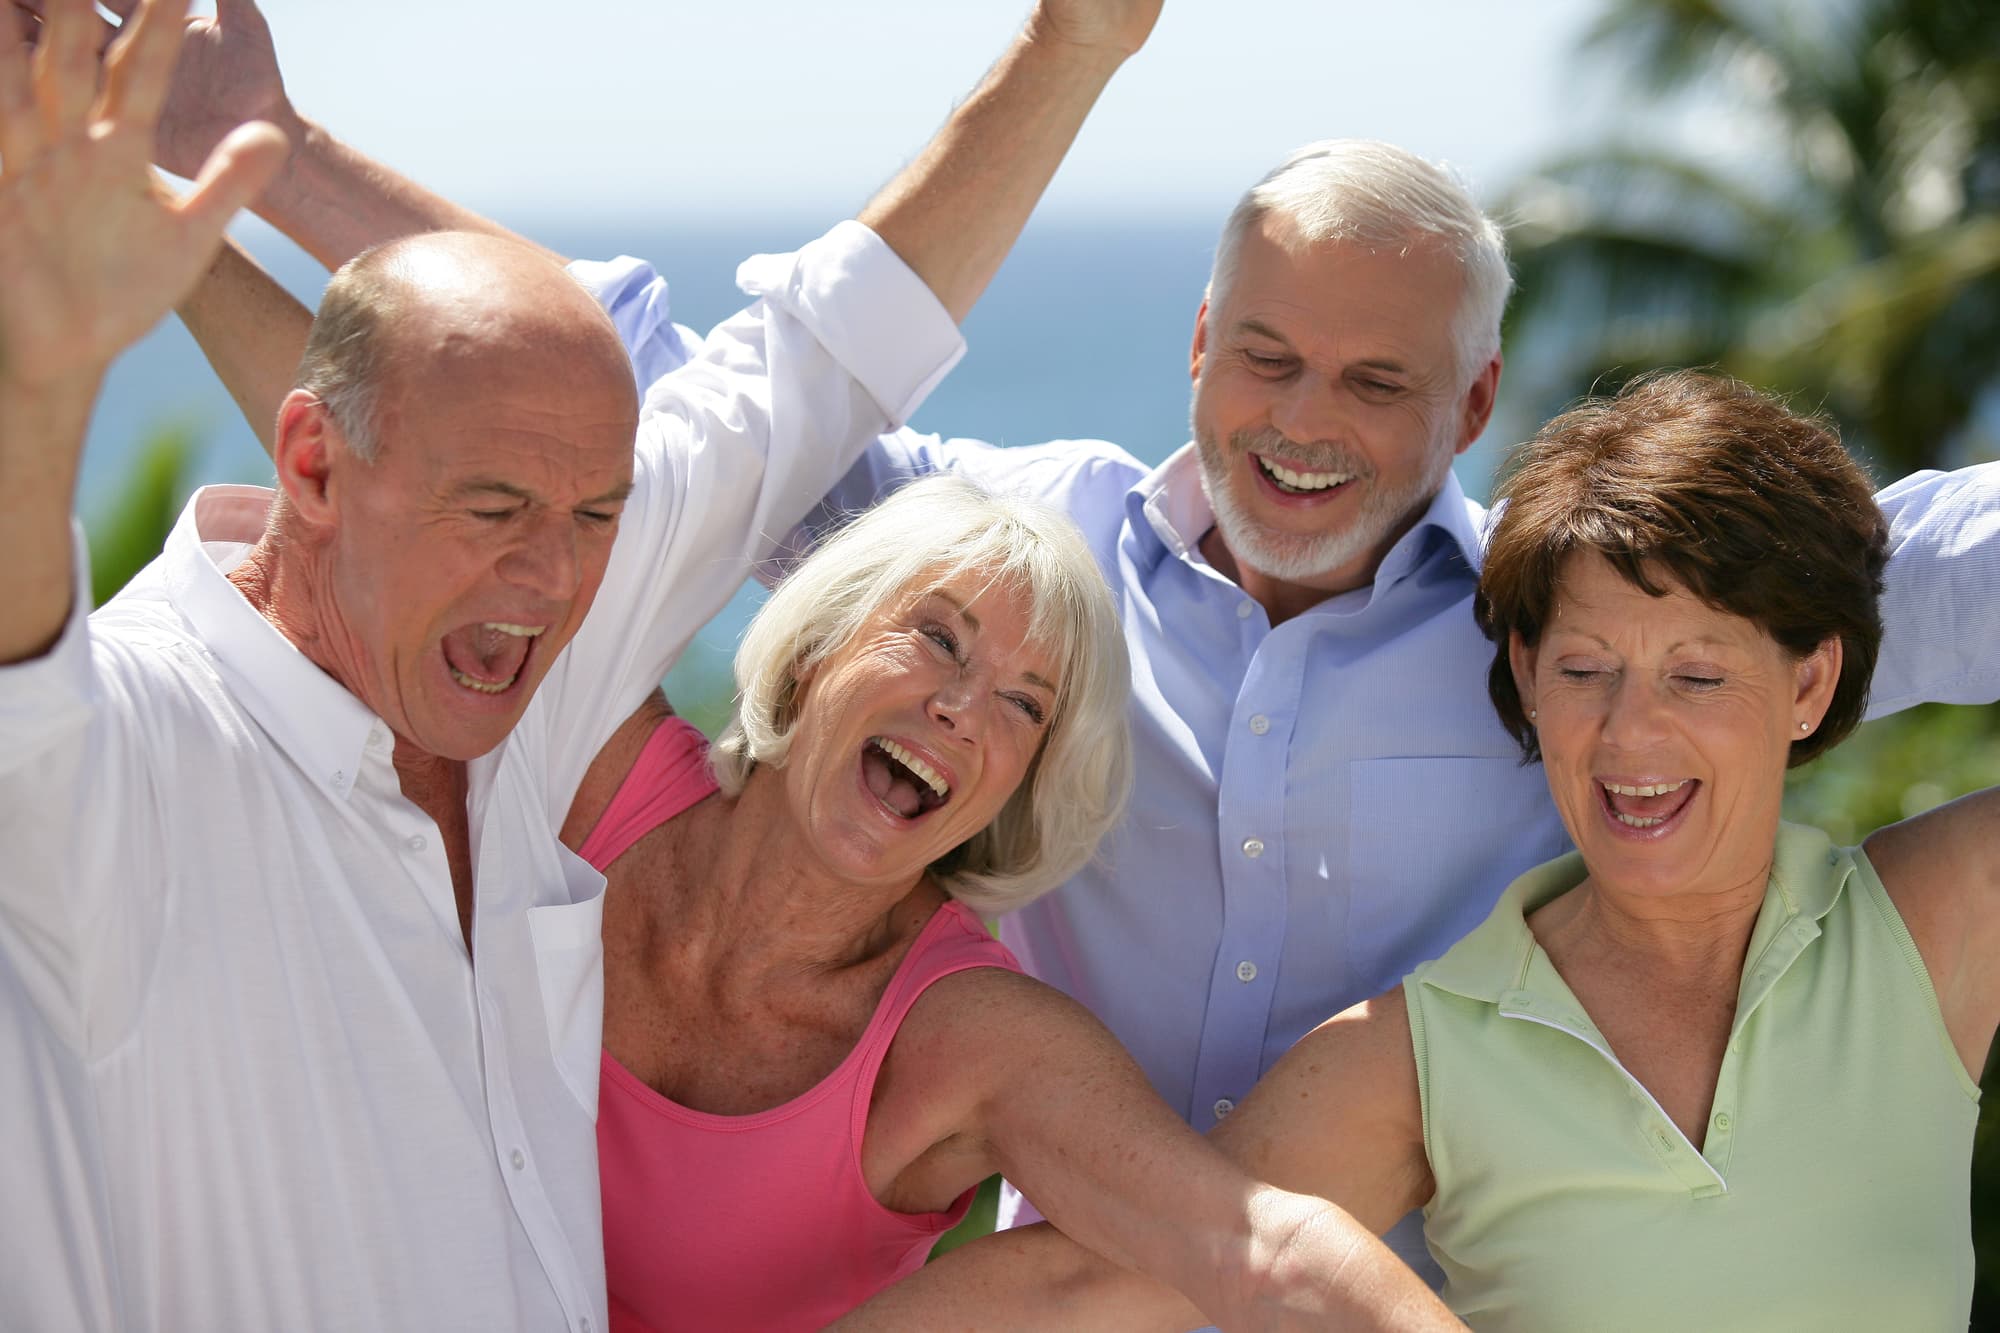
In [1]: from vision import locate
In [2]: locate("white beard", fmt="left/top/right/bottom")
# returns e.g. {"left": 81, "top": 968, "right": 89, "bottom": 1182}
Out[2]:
{"left": 1194, "top": 423, "right": 1454, "bottom": 585}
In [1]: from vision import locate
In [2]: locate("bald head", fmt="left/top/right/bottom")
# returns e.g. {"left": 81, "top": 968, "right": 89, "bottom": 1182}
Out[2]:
{"left": 295, "top": 231, "right": 637, "bottom": 461}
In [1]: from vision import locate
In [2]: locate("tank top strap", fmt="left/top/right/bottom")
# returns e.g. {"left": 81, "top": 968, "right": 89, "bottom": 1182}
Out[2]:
{"left": 846, "top": 898, "right": 1021, "bottom": 1143}
{"left": 576, "top": 715, "right": 719, "bottom": 872}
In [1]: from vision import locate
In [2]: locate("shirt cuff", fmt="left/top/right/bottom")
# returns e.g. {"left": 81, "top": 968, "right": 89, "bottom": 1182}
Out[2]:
{"left": 0, "top": 521, "right": 97, "bottom": 776}
{"left": 735, "top": 219, "right": 966, "bottom": 429}
{"left": 566, "top": 256, "right": 701, "bottom": 392}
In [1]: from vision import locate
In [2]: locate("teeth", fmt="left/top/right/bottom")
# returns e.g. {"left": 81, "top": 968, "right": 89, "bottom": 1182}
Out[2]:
{"left": 874, "top": 738, "right": 949, "bottom": 800}
{"left": 451, "top": 667, "right": 516, "bottom": 694}
{"left": 483, "top": 622, "right": 545, "bottom": 637}
{"left": 1603, "top": 780, "right": 1690, "bottom": 798}
{"left": 1258, "top": 456, "right": 1353, "bottom": 491}
{"left": 1613, "top": 811, "right": 1667, "bottom": 829}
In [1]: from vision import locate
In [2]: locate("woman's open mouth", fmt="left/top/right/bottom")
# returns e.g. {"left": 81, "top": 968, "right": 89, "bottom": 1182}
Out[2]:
{"left": 1596, "top": 777, "right": 1700, "bottom": 837}
{"left": 861, "top": 737, "right": 953, "bottom": 821}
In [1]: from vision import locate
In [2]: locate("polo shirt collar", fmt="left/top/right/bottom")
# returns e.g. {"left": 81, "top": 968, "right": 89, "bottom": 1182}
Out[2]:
{"left": 160, "top": 485, "right": 381, "bottom": 803}
{"left": 1127, "top": 443, "right": 1487, "bottom": 596}
{"left": 1419, "top": 822, "right": 1852, "bottom": 1029}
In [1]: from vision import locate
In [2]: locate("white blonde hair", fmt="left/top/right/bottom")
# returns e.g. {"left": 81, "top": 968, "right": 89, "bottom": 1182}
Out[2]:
{"left": 711, "top": 475, "right": 1132, "bottom": 916}
{"left": 1207, "top": 138, "right": 1513, "bottom": 386}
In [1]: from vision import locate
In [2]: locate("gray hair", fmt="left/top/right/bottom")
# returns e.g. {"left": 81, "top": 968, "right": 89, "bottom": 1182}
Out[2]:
{"left": 712, "top": 475, "right": 1133, "bottom": 916}
{"left": 1207, "top": 139, "right": 1513, "bottom": 386}
{"left": 292, "top": 245, "right": 411, "bottom": 461}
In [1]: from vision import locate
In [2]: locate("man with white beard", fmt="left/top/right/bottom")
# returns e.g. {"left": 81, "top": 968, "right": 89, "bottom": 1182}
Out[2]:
{"left": 602, "top": 138, "right": 2000, "bottom": 1270}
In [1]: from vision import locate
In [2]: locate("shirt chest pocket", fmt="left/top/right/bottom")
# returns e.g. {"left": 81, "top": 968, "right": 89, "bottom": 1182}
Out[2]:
{"left": 526, "top": 848, "right": 607, "bottom": 1118}
{"left": 1345, "top": 755, "right": 1565, "bottom": 995}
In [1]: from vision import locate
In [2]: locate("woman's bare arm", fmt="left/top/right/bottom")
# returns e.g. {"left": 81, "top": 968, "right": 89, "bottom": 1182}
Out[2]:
{"left": 1865, "top": 786, "right": 2000, "bottom": 1080}
{"left": 843, "top": 970, "right": 1451, "bottom": 1331}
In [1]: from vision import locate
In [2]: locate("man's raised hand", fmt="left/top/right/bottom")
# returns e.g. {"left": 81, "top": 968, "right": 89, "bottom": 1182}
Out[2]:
{"left": 12, "top": 0, "right": 294, "bottom": 182}
{"left": 1029, "top": 0, "right": 1162, "bottom": 63}
{"left": 0, "top": 0, "right": 287, "bottom": 389}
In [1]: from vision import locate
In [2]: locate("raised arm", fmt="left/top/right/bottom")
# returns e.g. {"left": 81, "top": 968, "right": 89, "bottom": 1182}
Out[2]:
{"left": 857, "top": 0, "right": 1157, "bottom": 322}
{"left": 836, "top": 971, "right": 1455, "bottom": 1331}
{"left": 0, "top": 0, "right": 285, "bottom": 664}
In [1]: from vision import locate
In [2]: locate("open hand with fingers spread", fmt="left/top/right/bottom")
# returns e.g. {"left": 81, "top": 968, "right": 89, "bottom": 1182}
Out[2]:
{"left": 0, "top": 0, "right": 287, "bottom": 388}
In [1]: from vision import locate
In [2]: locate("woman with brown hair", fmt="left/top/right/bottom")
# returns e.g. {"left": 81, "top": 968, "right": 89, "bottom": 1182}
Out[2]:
{"left": 837, "top": 370, "right": 1994, "bottom": 1331}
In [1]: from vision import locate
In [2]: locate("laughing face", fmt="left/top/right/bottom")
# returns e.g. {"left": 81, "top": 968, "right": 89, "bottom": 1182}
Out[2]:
{"left": 313, "top": 343, "right": 638, "bottom": 763}
{"left": 1189, "top": 217, "right": 1497, "bottom": 602}
{"left": 780, "top": 571, "right": 1060, "bottom": 889}
{"left": 1512, "top": 552, "right": 1840, "bottom": 903}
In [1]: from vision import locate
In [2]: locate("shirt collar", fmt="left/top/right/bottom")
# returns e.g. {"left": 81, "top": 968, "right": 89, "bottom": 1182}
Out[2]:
{"left": 160, "top": 485, "right": 382, "bottom": 803}
{"left": 1126, "top": 444, "right": 1490, "bottom": 595}
{"left": 1417, "top": 822, "right": 1852, "bottom": 1017}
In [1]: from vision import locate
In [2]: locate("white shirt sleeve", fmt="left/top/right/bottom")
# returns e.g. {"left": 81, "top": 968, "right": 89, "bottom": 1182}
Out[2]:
{"left": 533, "top": 220, "right": 966, "bottom": 815}
{"left": 0, "top": 526, "right": 144, "bottom": 1048}
{"left": 1868, "top": 461, "right": 2000, "bottom": 715}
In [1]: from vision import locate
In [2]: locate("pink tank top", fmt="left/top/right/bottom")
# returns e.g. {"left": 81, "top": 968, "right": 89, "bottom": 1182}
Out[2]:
{"left": 582, "top": 716, "right": 1021, "bottom": 1333}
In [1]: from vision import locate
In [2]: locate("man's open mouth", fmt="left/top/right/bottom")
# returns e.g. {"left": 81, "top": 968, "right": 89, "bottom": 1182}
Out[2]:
{"left": 1254, "top": 453, "right": 1356, "bottom": 496}
{"left": 441, "top": 622, "right": 546, "bottom": 695}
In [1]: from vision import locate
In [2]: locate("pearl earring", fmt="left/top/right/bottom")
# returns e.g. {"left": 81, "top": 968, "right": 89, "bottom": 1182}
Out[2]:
{"left": 1799, "top": 720, "right": 1811, "bottom": 732}
{"left": 1529, "top": 709, "right": 1538, "bottom": 722}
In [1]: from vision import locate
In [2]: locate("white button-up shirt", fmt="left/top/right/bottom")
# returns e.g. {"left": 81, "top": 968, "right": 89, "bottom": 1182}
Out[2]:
{"left": 0, "top": 221, "right": 961, "bottom": 1331}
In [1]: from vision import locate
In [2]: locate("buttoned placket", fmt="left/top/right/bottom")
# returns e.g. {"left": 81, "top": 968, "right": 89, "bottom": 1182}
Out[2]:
{"left": 1187, "top": 587, "right": 1296, "bottom": 1130}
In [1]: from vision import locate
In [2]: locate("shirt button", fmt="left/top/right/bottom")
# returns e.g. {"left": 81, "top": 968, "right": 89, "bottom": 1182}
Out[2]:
{"left": 1712, "top": 1111, "right": 1732, "bottom": 1131}
{"left": 1248, "top": 714, "right": 1270, "bottom": 735}
{"left": 580, "top": 1321, "right": 593, "bottom": 1333}
{"left": 331, "top": 770, "right": 345, "bottom": 787}
{"left": 406, "top": 834, "right": 427, "bottom": 853}
{"left": 510, "top": 1148, "right": 526, "bottom": 1171}
{"left": 1236, "top": 960, "right": 1258, "bottom": 983}
{"left": 1213, "top": 1098, "right": 1236, "bottom": 1119}
{"left": 1241, "top": 837, "right": 1264, "bottom": 859}
{"left": 1236, "top": 602, "right": 1254, "bottom": 620}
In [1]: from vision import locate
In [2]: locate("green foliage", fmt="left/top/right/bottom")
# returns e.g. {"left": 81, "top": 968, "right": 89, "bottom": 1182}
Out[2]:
{"left": 1503, "top": 0, "right": 2000, "bottom": 475}
{"left": 85, "top": 426, "right": 199, "bottom": 607}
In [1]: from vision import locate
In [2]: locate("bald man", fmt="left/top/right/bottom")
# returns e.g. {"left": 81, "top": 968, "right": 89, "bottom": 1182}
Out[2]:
{"left": 0, "top": 0, "right": 1155, "bottom": 1326}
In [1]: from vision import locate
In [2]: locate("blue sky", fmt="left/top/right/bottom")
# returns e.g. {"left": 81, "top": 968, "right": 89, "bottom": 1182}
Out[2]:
{"left": 250, "top": 0, "right": 1609, "bottom": 222}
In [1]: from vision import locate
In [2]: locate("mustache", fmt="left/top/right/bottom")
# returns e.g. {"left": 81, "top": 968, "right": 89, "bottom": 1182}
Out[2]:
{"left": 1228, "top": 428, "right": 1371, "bottom": 479}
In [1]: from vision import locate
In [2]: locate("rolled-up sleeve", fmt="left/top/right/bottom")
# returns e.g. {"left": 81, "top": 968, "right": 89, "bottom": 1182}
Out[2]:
{"left": 536, "top": 221, "right": 966, "bottom": 811}
{"left": 1868, "top": 462, "right": 2000, "bottom": 715}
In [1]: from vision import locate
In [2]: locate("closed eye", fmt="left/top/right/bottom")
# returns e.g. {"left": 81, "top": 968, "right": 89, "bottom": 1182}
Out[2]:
{"left": 1006, "top": 693, "right": 1048, "bottom": 725}
{"left": 1676, "top": 675, "right": 1724, "bottom": 690}
{"left": 1557, "top": 667, "right": 1604, "bottom": 682}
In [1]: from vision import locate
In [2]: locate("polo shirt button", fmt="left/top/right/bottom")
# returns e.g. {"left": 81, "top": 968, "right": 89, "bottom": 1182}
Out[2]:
{"left": 1241, "top": 837, "right": 1265, "bottom": 859}
{"left": 1236, "top": 602, "right": 1254, "bottom": 620}
{"left": 407, "top": 834, "right": 426, "bottom": 852}
{"left": 1248, "top": 714, "right": 1270, "bottom": 735}
{"left": 1213, "top": 1098, "right": 1235, "bottom": 1119}
{"left": 580, "top": 1320, "right": 593, "bottom": 1333}
{"left": 510, "top": 1148, "right": 526, "bottom": 1171}
{"left": 1236, "top": 960, "right": 1258, "bottom": 983}
{"left": 1713, "top": 1111, "right": 1731, "bottom": 1131}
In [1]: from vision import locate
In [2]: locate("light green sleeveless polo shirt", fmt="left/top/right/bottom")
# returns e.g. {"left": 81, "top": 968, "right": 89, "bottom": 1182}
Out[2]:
{"left": 1405, "top": 823, "right": 1978, "bottom": 1332}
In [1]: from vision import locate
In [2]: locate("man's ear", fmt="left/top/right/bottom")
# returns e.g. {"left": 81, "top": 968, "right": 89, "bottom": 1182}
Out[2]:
{"left": 272, "top": 390, "right": 340, "bottom": 530}
{"left": 1455, "top": 354, "right": 1503, "bottom": 456}
{"left": 1189, "top": 300, "right": 1210, "bottom": 385}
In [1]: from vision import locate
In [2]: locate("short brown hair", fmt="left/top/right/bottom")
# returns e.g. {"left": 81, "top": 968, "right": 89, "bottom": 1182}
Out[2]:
{"left": 1475, "top": 370, "right": 1888, "bottom": 768}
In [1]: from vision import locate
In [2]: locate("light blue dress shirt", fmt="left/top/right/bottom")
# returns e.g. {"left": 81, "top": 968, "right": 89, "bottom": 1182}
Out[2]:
{"left": 586, "top": 257, "right": 2000, "bottom": 1221}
